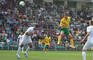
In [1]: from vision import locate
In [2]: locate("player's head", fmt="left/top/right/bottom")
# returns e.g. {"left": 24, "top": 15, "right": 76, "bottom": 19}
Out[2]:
{"left": 89, "top": 20, "right": 93, "bottom": 25}
{"left": 35, "top": 24, "right": 39, "bottom": 28}
{"left": 20, "top": 32, "right": 23, "bottom": 35}
{"left": 34, "top": 24, "right": 39, "bottom": 30}
{"left": 64, "top": 13, "right": 68, "bottom": 18}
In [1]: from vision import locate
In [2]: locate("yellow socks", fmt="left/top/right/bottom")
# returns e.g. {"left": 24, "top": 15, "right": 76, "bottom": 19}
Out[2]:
{"left": 70, "top": 39, "right": 75, "bottom": 48}
{"left": 57, "top": 35, "right": 61, "bottom": 45}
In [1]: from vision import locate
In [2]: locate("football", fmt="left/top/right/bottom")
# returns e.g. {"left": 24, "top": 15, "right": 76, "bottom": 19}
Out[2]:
{"left": 19, "top": 1, "right": 25, "bottom": 6}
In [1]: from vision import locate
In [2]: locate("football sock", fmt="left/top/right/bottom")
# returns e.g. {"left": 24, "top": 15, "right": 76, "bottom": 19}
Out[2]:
{"left": 82, "top": 51, "right": 86, "bottom": 60}
{"left": 17, "top": 47, "right": 21, "bottom": 55}
{"left": 57, "top": 35, "right": 61, "bottom": 45}
{"left": 70, "top": 38, "right": 75, "bottom": 48}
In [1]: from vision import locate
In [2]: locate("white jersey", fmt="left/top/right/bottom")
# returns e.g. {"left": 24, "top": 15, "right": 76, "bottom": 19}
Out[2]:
{"left": 18, "top": 35, "right": 23, "bottom": 43}
{"left": 20, "top": 27, "right": 34, "bottom": 45}
{"left": 83, "top": 25, "right": 93, "bottom": 51}
{"left": 87, "top": 26, "right": 93, "bottom": 41}
{"left": 24, "top": 27, "right": 34, "bottom": 36}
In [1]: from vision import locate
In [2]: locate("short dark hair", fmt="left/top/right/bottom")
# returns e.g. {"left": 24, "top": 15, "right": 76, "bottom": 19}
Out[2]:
{"left": 91, "top": 20, "right": 93, "bottom": 25}
{"left": 35, "top": 24, "right": 39, "bottom": 28}
{"left": 64, "top": 12, "right": 68, "bottom": 16}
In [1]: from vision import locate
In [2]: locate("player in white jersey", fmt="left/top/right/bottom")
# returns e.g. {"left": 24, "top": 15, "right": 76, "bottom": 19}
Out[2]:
{"left": 16, "top": 25, "right": 39, "bottom": 59}
{"left": 17, "top": 32, "right": 24, "bottom": 52}
{"left": 80, "top": 20, "right": 93, "bottom": 60}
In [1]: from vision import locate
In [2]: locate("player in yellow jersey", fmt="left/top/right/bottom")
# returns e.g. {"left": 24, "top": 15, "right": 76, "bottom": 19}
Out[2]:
{"left": 43, "top": 35, "right": 51, "bottom": 53}
{"left": 57, "top": 13, "right": 75, "bottom": 49}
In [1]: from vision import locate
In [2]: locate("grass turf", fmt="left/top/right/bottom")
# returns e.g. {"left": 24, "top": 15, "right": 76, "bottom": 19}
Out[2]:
{"left": 0, "top": 50, "right": 93, "bottom": 60}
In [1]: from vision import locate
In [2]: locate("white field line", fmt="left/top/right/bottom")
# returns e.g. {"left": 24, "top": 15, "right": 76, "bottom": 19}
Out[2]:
{"left": 48, "top": 52, "right": 93, "bottom": 56}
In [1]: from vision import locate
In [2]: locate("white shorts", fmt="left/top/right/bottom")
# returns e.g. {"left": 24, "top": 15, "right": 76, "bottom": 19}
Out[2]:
{"left": 19, "top": 40, "right": 23, "bottom": 46}
{"left": 83, "top": 40, "right": 93, "bottom": 51}
{"left": 19, "top": 35, "right": 32, "bottom": 45}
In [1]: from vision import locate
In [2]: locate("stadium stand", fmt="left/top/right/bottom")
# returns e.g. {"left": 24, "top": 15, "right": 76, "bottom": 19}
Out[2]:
{"left": 0, "top": 0, "right": 92, "bottom": 50}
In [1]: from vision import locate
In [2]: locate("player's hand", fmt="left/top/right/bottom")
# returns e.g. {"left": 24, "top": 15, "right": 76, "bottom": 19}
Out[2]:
{"left": 62, "top": 24, "right": 65, "bottom": 27}
{"left": 60, "top": 24, "right": 65, "bottom": 28}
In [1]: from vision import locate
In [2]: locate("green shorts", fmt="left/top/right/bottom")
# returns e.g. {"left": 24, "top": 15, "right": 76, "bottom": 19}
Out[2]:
{"left": 60, "top": 28, "right": 71, "bottom": 36}
{"left": 44, "top": 45, "right": 49, "bottom": 48}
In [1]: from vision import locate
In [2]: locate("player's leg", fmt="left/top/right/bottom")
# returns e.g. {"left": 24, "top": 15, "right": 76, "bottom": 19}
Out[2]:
{"left": 68, "top": 34, "right": 75, "bottom": 49}
{"left": 43, "top": 44, "right": 46, "bottom": 53}
{"left": 44, "top": 48, "right": 48, "bottom": 53}
{"left": 25, "top": 42, "right": 32, "bottom": 53}
{"left": 82, "top": 42, "right": 88, "bottom": 60}
{"left": 45, "top": 45, "right": 49, "bottom": 52}
{"left": 57, "top": 34, "right": 61, "bottom": 45}
{"left": 57, "top": 31, "right": 64, "bottom": 45}
{"left": 24, "top": 42, "right": 32, "bottom": 57}
{"left": 16, "top": 44, "right": 24, "bottom": 59}
{"left": 82, "top": 42, "right": 92, "bottom": 60}
{"left": 82, "top": 51, "right": 86, "bottom": 60}
{"left": 24, "top": 36, "right": 32, "bottom": 56}
{"left": 22, "top": 47, "right": 24, "bottom": 52}
{"left": 20, "top": 40, "right": 24, "bottom": 53}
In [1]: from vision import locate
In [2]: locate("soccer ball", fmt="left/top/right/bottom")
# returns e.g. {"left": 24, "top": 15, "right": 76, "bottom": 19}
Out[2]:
{"left": 19, "top": 1, "right": 25, "bottom": 6}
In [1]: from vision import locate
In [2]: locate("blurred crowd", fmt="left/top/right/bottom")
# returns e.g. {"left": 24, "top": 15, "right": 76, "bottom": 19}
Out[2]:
{"left": 0, "top": 0, "right": 93, "bottom": 50}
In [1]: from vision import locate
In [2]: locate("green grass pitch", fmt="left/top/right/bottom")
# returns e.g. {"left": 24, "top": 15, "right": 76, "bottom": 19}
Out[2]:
{"left": 0, "top": 50, "right": 93, "bottom": 60}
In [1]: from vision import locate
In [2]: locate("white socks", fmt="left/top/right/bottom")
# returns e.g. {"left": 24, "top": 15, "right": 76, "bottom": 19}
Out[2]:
{"left": 17, "top": 47, "right": 21, "bottom": 55}
{"left": 17, "top": 47, "right": 31, "bottom": 55}
{"left": 25, "top": 47, "right": 30, "bottom": 53}
{"left": 82, "top": 51, "right": 86, "bottom": 60}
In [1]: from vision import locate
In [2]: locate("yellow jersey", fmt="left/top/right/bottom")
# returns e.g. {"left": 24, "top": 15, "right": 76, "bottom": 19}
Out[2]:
{"left": 60, "top": 16, "right": 71, "bottom": 28}
{"left": 44, "top": 36, "right": 51, "bottom": 45}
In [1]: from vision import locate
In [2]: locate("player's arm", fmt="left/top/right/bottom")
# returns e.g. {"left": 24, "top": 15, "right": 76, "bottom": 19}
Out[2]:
{"left": 45, "top": 37, "right": 48, "bottom": 43}
{"left": 17, "top": 36, "right": 20, "bottom": 44}
{"left": 25, "top": 28, "right": 32, "bottom": 36}
{"left": 65, "top": 17, "right": 71, "bottom": 24}
{"left": 80, "top": 32, "right": 90, "bottom": 43}
{"left": 45, "top": 39, "right": 47, "bottom": 43}
{"left": 49, "top": 37, "right": 51, "bottom": 43}
{"left": 17, "top": 38, "right": 19, "bottom": 44}
{"left": 25, "top": 32, "right": 29, "bottom": 35}
{"left": 60, "top": 19, "right": 65, "bottom": 27}
{"left": 25, "top": 32, "right": 32, "bottom": 36}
